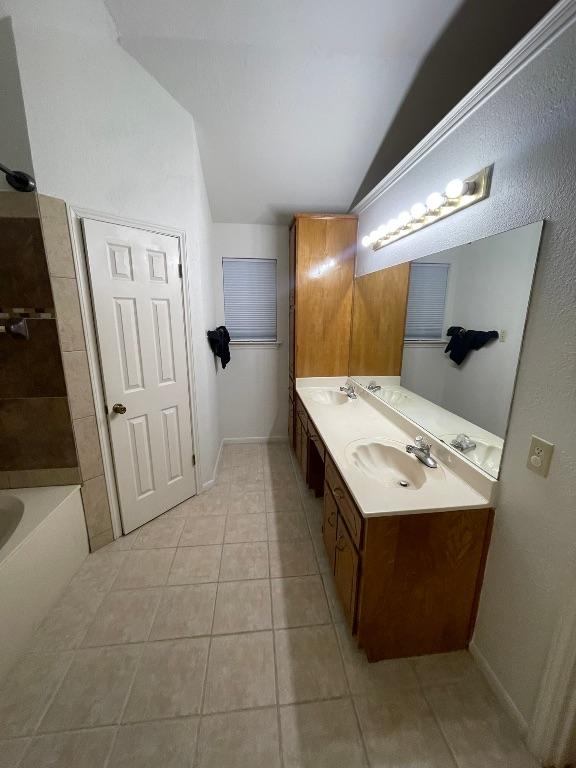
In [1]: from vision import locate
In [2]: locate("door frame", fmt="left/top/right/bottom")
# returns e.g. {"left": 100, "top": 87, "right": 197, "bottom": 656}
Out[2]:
{"left": 67, "top": 206, "right": 202, "bottom": 538}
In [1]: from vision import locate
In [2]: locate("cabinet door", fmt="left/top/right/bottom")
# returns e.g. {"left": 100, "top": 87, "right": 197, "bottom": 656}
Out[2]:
{"left": 334, "top": 516, "right": 359, "bottom": 629}
{"left": 299, "top": 415, "right": 308, "bottom": 479}
{"left": 288, "top": 396, "right": 294, "bottom": 448}
{"left": 294, "top": 413, "right": 302, "bottom": 465}
{"left": 322, "top": 487, "right": 338, "bottom": 572}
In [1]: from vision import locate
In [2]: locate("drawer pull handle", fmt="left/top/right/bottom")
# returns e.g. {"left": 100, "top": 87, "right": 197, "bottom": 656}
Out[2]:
{"left": 328, "top": 512, "right": 336, "bottom": 526}
{"left": 336, "top": 535, "right": 346, "bottom": 552}
{"left": 333, "top": 487, "right": 344, "bottom": 500}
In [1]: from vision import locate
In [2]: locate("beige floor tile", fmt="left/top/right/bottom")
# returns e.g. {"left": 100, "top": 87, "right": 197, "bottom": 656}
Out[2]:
{"left": 354, "top": 689, "right": 457, "bottom": 768}
{"left": 112, "top": 549, "right": 175, "bottom": 590}
{"left": 227, "top": 465, "right": 264, "bottom": 485}
{"left": 82, "top": 589, "right": 162, "bottom": 647}
{"left": 203, "top": 632, "right": 276, "bottom": 713}
{"left": 219, "top": 542, "right": 269, "bottom": 581}
{"left": 267, "top": 512, "right": 310, "bottom": 541}
{"left": 197, "top": 708, "right": 281, "bottom": 768}
{"left": 264, "top": 466, "right": 299, "bottom": 489}
{"left": 213, "top": 580, "right": 272, "bottom": 634}
{"left": 275, "top": 625, "right": 347, "bottom": 704}
{"left": 168, "top": 546, "right": 222, "bottom": 585}
{"left": 221, "top": 444, "right": 262, "bottom": 468}
{"left": 228, "top": 491, "right": 266, "bottom": 516}
{"left": 229, "top": 478, "right": 265, "bottom": 495}
{"left": 124, "top": 638, "right": 209, "bottom": 722}
{"left": 30, "top": 583, "right": 105, "bottom": 652}
{"left": 172, "top": 489, "right": 230, "bottom": 518}
{"left": 39, "top": 646, "right": 141, "bottom": 732}
{"left": 280, "top": 698, "right": 367, "bottom": 768}
{"left": 265, "top": 486, "right": 302, "bottom": 513}
{"left": 224, "top": 513, "right": 267, "bottom": 542}
{"left": 109, "top": 718, "right": 198, "bottom": 768}
{"left": 269, "top": 540, "right": 318, "bottom": 578}
{"left": 19, "top": 728, "right": 115, "bottom": 768}
{"left": 321, "top": 574, "right": 345, "bottom": 623}
{"left": 0, "top": 652, "right": 72, "bottom": 739}
{"left": 271, "top": 576, "right": 330, "bottom": 628}
{"left": 424, "top": 678, "right": 539, "bottom": 768}
{"left": 132, "top": 517, "right": 185, "bottom": 549}
{"left": 69, "top": 550, "right": 127, "bottom": 593}
{"left": 410, "top": 650, "right": 482, "bottom": 687}
{"left": 179, "top": 516, "right": 226, "bottom": 547}
{"left": 0, "top": 738, "right": 29, "bottom": 768}
{"left": 334, "top": 623, "right": 419, "bottom": 695}
{"left": 103, "top": 530, "right": 138, "bottom": 551}
{"left": 149, "top": 584, "right": 217, "bottom": 640}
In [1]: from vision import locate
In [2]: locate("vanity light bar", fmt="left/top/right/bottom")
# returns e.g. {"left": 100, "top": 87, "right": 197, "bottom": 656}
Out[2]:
{"left": 361, "top": 167, "right": 492, "bottom": 251}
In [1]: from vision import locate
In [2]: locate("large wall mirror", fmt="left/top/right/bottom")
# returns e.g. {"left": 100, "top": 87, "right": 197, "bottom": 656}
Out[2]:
{"left": 349, "top": 221, "right": 543, "bottom": 478}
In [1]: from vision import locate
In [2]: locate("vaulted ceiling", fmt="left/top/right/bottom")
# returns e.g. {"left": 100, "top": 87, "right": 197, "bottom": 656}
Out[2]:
{"left": 105, "top": 0, "right": 557, "bottom": 224}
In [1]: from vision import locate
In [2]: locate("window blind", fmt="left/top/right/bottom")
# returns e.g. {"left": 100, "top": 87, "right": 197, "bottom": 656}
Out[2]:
{"left": 404, "top": 262, "right": 450, "bottom": 341}
{"left": 223, "top": 258, "right": 277, "bottom": 342}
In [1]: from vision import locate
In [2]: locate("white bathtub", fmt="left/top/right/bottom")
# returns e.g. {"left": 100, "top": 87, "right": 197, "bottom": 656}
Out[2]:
{"left": 0, "top": 486, "right": 88, "bottom": 683}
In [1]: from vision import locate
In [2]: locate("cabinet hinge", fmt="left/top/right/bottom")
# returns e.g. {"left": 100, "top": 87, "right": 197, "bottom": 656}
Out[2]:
{"left": 178, "top": 263, "right": 183, "bottom": 278}
{"left": 192, "top": 454, "right": 196, "bottom": 466}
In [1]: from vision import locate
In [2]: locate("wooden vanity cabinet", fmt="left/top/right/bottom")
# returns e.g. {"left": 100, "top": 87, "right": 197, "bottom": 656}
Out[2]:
{"left": 294, "top": 395, "right": 326, "bottom": 496}
{"left": 320, "top": 448, "right": 493, "bottom": 662}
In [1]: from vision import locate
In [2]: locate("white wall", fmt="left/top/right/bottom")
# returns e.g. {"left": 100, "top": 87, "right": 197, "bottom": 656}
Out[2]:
{"left": 0, "top": 17, "right": 34, "bottom": 191}
{"left": 355, "top": 15, "right": 576, "bottom": 727}
{"left": 213, "top": 223, "right": 289, "bottom": 441}
{"left": 0, "top": 0, "right": 222, "bottom": 485}
{"left": 402, "top": 223, "right": 541, "bottom": 438}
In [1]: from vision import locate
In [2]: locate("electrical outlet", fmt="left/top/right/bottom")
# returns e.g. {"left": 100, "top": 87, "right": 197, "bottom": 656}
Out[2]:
{"left": 527, "top": 435, "right": 554, "bottom": 478}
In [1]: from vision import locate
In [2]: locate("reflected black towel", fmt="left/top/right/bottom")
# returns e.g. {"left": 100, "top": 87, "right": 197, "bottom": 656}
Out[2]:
{"left": 445, "top": 326, "right": 499, "bottom": 365}
{"left": 207, "top": 326, "right": 231, "bottom": 369}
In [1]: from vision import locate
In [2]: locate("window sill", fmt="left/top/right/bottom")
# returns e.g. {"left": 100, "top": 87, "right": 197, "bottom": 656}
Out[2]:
{"left": 230, "top": 340, "right": 283, "bottom": 349}
{"left": 403, "top": 340, "right": 446, "bottom": 348}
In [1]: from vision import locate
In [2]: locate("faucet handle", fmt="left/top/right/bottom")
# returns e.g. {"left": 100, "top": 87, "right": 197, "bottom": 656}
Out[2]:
{"left": 414, "top": 435, "right": 431, "bottom": 450}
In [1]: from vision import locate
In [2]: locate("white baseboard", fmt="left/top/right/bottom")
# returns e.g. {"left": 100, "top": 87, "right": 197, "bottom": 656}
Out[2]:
{"left": 469, "top": 640, "right": 529, "bottom": 736}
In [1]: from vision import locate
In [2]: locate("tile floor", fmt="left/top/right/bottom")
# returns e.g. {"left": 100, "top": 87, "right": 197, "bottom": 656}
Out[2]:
{"left": 0, "top": 442, "right": 539, "bottom": 767}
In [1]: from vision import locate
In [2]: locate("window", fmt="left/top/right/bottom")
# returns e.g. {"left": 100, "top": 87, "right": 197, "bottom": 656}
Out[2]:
{"left": 404, "top": 262, "right": 450, "bottom": 341}
{"left": 222, "top": 258, "right": 277, "bottom": 342}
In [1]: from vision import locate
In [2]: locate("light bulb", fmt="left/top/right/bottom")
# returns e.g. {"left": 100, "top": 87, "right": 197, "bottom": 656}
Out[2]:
{"left": 369, "top": 230, "right": 378, "bottom": 243}
{"left": 387, "top": 218, "right": 399, "bottom": 234}
{"left": 410, "top": 202, "right": 427, "bottom": 220}
{"left": 426, "top": 192, "right": 445, "bottom": 212}
{"left": 397, "top": 211, "right": 411, "bottom": 228}
{"left": 376, "top": 224, "right": 388, "bottom": 239}
{"left": 361, "top": 235, "right": 371, "bottom": 248}
{"left": 445, "top": 178, "right": 465, "bottom": 199}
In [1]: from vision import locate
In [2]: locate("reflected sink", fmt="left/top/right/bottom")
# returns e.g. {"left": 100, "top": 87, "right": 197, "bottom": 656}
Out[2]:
{"left": 346, "top": 438, "right": 445, "bottom": 489}
{"left": 377, "top": 388, "right": 413, "bottom": 408}
{"left": 441, "top": 434, "right": 502, "bottom": 475}
{"left": 305, "top": 389, "right": 349, "bottom": 406}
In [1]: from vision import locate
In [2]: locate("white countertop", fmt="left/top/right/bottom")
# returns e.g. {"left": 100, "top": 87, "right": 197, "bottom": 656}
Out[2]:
{"left": 296, "top": 378, "right": 494, "bottom": 518}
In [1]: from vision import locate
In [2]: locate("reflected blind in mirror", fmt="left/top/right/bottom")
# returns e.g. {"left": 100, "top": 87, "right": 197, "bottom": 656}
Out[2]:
{"left": 223, "top": 258, "right": 277, "bottom": 341}
{"left": 405, "top": 262, "right": 449, "bottom": 341}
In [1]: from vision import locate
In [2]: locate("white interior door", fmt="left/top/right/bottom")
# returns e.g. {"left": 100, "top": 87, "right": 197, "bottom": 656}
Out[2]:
{"left": 82, "top": 219, "right": 196, "bottom": 533}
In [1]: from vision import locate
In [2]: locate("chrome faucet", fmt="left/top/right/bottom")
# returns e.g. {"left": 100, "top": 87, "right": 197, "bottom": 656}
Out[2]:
{"left": 450, "top": 433, "right": 477, "bottom": 453}
{"left": 406, "top": 436, "right": 437, "bottom": 468}
{"left": 367, "top": 381, "right": 381, "bottom": 392}
{"left": 339, "top": 384, "right": 357, "bottom": 399}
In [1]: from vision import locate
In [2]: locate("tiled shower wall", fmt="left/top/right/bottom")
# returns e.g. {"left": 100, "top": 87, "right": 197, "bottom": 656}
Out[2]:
{"left": 0, "top": 191, "right": 115, "bottom": 550}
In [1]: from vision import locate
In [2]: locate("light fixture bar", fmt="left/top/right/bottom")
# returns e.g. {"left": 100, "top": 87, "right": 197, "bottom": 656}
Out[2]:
{"left": 362, "top": 166, "right": 492, "bottom": 251}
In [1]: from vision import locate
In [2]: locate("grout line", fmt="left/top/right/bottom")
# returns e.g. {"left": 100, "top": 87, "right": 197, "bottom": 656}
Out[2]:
{"left": 418, "top": 681, "right": 462, "bottom": 767}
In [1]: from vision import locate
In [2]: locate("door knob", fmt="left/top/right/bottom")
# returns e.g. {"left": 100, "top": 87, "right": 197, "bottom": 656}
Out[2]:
{"left": 112, "top": 403, "right": 127, "bottom": 414}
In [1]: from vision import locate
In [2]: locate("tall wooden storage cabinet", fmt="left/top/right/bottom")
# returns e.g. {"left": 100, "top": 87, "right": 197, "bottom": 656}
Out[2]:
{"left": 288, "top": 214, "right": 357, "bottom": 452}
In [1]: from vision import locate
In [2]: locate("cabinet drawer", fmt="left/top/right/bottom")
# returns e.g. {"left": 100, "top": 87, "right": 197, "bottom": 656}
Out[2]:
{"left": 325, "top": 457, "right": 363, "bottom": 549}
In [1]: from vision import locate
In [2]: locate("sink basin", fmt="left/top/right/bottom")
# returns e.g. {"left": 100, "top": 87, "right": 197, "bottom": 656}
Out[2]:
{"left": 346, "top": 438, "right": 445, "bottom": 489}
{"left": 305, "top": 389, "right": 349, "bottom": 406}
{"left": 441, "top": 434, "right": 502, "bottom": 475}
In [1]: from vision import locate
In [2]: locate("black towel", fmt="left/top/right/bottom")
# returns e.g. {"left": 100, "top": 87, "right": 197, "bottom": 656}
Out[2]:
{"left": 445, "top": 326, "right": 499, "bottom": 365}
{"left": 207, "top": 326, "right": 231, "bottom": 369}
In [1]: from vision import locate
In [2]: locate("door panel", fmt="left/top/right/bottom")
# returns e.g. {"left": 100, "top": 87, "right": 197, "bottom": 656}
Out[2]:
{"left": 83, "top": 219, "right": 196, "bottom": 532}
{"left": 322, "top": 488, "right": 337, "bottom": 572}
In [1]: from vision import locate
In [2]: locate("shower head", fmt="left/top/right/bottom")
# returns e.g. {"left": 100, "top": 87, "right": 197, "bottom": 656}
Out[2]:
{"left": 0, "top": 162, "right": 36, "bottom": 193}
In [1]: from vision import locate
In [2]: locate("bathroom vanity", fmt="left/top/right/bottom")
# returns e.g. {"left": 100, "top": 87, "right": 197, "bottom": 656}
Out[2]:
{"left": 295, "top": 379, "right": 495, "bottom": 662}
